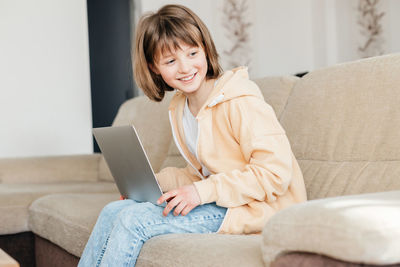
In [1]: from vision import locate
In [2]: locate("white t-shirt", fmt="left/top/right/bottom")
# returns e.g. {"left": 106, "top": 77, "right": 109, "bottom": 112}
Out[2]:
{"left": 182, "top": 98, "right": 211, "bottom": 177}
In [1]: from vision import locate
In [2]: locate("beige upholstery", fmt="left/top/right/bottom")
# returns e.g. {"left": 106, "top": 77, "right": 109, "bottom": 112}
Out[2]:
{"left": 262, "top": 190, "right": 400, "bottom": 265}
{"left": 0, "top": 182, "right": 117, "bottom": 235}
{"left": 136, "top": 233, "right": 263, "bottom": 267}
{"left": 29, "top": 193, "right": 119, "bottom": 258}
{"left": 0, "top": 154, "right": 101, "bottom": 184}
{"left": 254, "top": 75, "right": 300, "bottom": 119}
{"left": 280, "top": 54, "right": 400, "bottom": 200}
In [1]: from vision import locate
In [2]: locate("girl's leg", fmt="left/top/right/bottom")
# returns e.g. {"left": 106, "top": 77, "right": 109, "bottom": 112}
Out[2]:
{"left": 78, "top": 199, "right": 137, "bottom": 267}
{"left": 98, "top": 202, "right": 227, "bottom": 267}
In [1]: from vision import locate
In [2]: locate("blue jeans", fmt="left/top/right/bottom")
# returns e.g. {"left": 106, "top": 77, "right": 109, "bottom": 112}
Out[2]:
{"left": 78, "top": 199, "right": 227, "bottom": 267}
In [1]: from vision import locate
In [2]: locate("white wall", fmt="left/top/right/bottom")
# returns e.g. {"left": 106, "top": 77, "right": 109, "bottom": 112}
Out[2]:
{"left": 138, "top": 0, "right": 316, "bottom": 79}
{"left": 314, "top": 0, "right": 400, "bottom": 65}
{"left": 251, "top": 0, "right": 315, "bottom": 78}
{"left": 0, "top": 0, "right": 93, "bottom": 158}
{"left": 136, "top": 0, "right": 400, "bottom": 79}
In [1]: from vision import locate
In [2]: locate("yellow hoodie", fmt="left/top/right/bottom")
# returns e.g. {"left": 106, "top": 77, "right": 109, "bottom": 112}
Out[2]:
{"left": 156, "top": 67, "right": 307, "bottom": 234}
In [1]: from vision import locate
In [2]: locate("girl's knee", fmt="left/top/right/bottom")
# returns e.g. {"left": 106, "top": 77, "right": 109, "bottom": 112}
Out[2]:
{"left": 100, "top": 200, "right": 133, "bottom": 218}
{"left": 117, "top": 202, "right": 161, "bottom": 228}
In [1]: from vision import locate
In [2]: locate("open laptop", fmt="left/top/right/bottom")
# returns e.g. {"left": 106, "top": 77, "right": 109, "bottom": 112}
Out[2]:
{"left": 93, "top": 125, "right": 166, "bottom": 207}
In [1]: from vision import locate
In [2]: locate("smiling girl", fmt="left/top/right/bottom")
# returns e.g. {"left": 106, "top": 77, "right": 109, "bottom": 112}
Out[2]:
{"left": 79, "top": 4, "right": 306, "bottom": 267}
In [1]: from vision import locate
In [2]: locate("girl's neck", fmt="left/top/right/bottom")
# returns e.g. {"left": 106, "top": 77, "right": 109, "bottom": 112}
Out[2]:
{"left": 184, "top": 78, "right": 215, "bottom": 117}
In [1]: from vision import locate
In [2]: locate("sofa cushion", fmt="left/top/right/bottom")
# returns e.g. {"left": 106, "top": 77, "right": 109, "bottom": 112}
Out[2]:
{"left": 279, "top": 54, "right": 400, "bottom": 199}
{"left": 0, "top": 182, "right": 117, "bottom": 235}
{"left": 136, "top": 233, "right": 263, "bottom": 267}
{"left": 261, "top": 190, "right": 400, "bottom": 266}
{"left": 29, "top": 193, "right": 119, "bottom": 258}
{"left": 0, "top": 154, "right": 101, "bottom": 184}
{"left": 29, "top": 193, "right": 264, "bottom": 266}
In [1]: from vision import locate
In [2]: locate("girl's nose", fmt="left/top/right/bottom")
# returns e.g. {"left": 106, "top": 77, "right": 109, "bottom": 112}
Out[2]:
{"left": 178, "top": 60, "right": 191, "bottom": 74}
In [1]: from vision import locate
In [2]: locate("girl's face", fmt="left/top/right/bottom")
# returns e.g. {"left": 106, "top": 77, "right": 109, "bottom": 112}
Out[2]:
{"left": 151, "top": 41, "right": 208, "bottom": 95}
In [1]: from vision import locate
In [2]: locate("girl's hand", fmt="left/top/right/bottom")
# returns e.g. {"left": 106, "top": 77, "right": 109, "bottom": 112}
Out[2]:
{"left": 157, "top": 185, "right": 201, "bottom": 216}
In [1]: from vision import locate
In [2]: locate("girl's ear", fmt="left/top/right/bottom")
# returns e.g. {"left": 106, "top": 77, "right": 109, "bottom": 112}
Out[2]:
{"left": 149, "top": 63, "right": 160, "bottom": 75}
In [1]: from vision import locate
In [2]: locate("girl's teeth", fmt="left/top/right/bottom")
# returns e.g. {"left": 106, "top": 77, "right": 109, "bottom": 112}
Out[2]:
{"left": 181, "top": 73, "right": 195, "bottom": 81}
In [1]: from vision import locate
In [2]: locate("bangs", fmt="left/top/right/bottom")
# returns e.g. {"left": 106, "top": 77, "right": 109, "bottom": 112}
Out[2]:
{"left": 146, "top": 18, "right": 203, "bottom": 62}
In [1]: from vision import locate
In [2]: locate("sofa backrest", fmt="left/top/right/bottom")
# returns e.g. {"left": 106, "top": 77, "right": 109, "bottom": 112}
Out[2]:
{"left": 279, "top": 54, "right": 400, "bottom": 200}
{"left": 98, "top": 76, "right": 299, "bottom": 182}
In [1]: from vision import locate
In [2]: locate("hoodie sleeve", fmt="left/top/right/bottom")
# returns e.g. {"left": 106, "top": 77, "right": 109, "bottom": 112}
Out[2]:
{"left": 156, "top": 165, "right": 202, "bottom": 193}
{"left": 193, "top": 96, "right": 294, "bottom": 207}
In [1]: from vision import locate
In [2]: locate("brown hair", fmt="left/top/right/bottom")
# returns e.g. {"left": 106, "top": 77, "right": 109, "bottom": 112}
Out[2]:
{"left": 133, "top": 4, "right": 222, "bottom": 102}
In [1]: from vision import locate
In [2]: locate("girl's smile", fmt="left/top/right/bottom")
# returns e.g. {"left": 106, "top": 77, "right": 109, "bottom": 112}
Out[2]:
{"left": 177, "top": 72, "right": 197, "bottom": 82}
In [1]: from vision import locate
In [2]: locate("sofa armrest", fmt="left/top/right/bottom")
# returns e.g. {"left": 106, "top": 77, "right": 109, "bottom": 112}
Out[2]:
{"left": 0, "top": 154, "right": 102, "bottom": 184}
{"left": 261, "top": 191, "right": 400, "bottom": 266}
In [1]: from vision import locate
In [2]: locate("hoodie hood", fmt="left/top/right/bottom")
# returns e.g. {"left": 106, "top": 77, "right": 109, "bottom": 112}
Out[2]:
{"left": 168, "top": 66, "right": 264, "bottom": 114}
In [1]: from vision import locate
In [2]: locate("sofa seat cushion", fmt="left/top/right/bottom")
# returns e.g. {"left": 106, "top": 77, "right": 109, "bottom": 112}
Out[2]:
{"left": 261, "top": 190, "right": 400, "bottom": 266}
{"left": 0, "top": 182, "right": 117, "bottom": 235}
{"left": 29, "top": 193, "right": 264, "bottom": 266}
{"left": 29, "top": 193, "right": 118, "bottom": 257}
{"left": 136, "top": 233, "right": 263, "bottom": 267}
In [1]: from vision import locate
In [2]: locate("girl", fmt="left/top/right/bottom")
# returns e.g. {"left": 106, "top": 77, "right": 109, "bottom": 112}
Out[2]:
{"left": 79, "top": 4, "right": 307, "bottom": 267}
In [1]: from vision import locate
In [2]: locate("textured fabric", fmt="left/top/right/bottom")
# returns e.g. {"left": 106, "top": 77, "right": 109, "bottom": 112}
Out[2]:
{"left": 0, "top": 182, "right": 117, "bottom": 235}
{"left": 136, "top": 233, "right": 264, "bottom": 267}
{"left": 28, "top": 193, "right": 119, "bottom": 258}
{"left": 271, "top": 252, "right": 400, "bottom": 267}
{"left": 261, "top": 190, "right": 400, "bottom": 266}
{"left": 79, "top": 200, "right": 226, "bottom": 267}
{"left": 0, "top": 154, "right": 101, "bottom": 184}
{"left": 254, "top": 76, "right": 300, "bottom": 119}
{"left": 298, "top": 159, "right": 400, "bottom": 200}
{"left": 157, "top": 67, "right": 306, "bottom": 234}
{"left": 280, "top": 54, "right": 400, "bottom": 200}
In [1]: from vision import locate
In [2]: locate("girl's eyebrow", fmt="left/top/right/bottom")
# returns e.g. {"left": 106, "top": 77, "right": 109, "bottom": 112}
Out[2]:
{"left": 159, "top": 45, "right": 198, "bottom": 60}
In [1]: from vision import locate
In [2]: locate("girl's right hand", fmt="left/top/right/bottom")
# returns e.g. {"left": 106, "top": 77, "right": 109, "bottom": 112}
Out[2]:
{"left": 157, "top": 185, "right": 201, "bottom": 217}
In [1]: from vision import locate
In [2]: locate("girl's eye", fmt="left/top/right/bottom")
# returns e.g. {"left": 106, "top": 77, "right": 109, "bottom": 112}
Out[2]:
{"left": 190, "top": 51, "right": 198, "bottom": 56}
{"left": 165, "top": 59, "right": 175, "bottom": 65}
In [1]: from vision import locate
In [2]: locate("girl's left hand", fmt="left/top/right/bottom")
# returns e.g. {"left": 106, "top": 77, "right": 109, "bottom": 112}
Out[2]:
{"left": 157, "top": 185, "right": 201, "bottom": 216}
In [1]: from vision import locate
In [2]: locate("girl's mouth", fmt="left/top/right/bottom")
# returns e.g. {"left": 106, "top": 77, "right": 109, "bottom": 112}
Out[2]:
{"left": 178, "top": 72, "right": 197, "bottom": 82}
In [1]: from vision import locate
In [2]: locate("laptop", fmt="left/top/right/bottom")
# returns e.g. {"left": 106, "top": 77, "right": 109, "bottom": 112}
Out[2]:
{"left": 93, "top": 125, "right": 166, "bottom": 207}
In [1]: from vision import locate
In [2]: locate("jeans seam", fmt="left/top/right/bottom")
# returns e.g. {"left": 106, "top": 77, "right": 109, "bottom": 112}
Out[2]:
{"left": 96, "top": 235, "right": 110, "bottom": 267}
{"left": 124, "top": 238, "right": 142, "bottom": 267}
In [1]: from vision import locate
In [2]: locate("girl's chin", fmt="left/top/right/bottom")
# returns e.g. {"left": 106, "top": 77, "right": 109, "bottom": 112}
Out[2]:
{"left": 177, "top": 87, "right": 199, "bottom": 95}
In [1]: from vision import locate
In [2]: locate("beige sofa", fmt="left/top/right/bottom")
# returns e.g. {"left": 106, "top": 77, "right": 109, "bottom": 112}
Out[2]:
{"left": 1, "top": 54, "right": 400, "bottom": 267}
